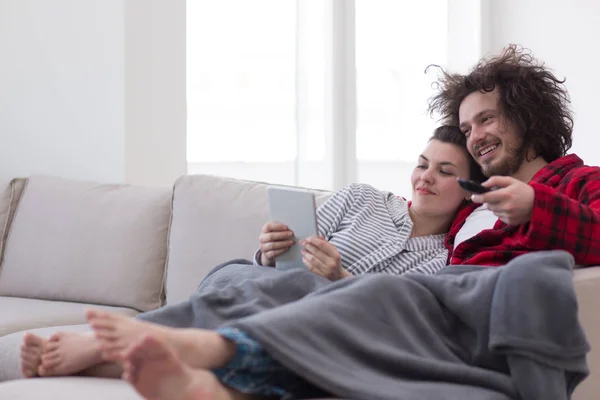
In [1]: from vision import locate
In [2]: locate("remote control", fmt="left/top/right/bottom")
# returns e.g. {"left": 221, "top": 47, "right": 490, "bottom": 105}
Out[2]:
{"left": 457, "top": 178, "right": 491, "bottom": 194}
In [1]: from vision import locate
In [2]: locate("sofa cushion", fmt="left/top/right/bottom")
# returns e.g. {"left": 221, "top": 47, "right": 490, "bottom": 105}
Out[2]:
{"left": 0, "top": 175, "right": 171, "bottom": 311}
{"left": 0, "top": 179, "right": 26, "bottom": 266}
{"left": 0, "top": 296, "right": 139, "bottom": 337}
{"left": 0, "top": 377, "right": 143, "bottom": 399}
{"left": 165, "top": 175, "right": 332, "bottom": 304}
{"left": 572, "top": 266, "right": 600, "bottom": 400}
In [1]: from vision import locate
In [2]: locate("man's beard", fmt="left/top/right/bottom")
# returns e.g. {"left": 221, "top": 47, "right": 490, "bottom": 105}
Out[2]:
{"left": 481, "top": 140, "right": 527, "bottom": 177}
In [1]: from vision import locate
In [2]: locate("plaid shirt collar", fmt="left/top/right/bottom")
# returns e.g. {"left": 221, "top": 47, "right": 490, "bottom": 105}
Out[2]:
{"left": 531, "top": 154, "right": 583, "bottom": 186}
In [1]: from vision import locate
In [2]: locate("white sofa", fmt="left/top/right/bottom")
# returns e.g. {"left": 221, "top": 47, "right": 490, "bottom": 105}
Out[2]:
{"left": 0, "top": 174, "right": 598, "bottom": 399}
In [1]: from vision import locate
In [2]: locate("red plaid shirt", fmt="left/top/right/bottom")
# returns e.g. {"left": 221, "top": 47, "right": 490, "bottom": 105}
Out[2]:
{"left": 446, "top": 154, "right": 600, "bottom": 266}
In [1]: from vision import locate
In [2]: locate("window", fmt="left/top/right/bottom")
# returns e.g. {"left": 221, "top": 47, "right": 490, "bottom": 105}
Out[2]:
{"left": 355, "top": 0, "right": 448, "bottom": 197}
{"left": 186, "top": 0, "right": 297, "bottom": 184}
{"left": 187, "top": 1, "right": 452, "bottom": 197}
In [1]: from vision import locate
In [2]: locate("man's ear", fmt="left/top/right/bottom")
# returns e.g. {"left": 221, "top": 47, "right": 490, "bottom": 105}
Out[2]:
{"left": 525, "top": 146, "right": 538, "bottom": 162}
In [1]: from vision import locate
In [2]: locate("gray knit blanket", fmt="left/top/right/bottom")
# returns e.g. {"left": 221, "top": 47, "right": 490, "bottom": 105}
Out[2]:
{"left": 139, "top": 251, "right": 589, "bottom": 400}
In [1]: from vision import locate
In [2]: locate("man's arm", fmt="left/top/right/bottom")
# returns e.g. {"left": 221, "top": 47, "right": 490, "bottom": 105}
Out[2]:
{"left": 522, "top": 172, "right": 600, "bottom": 265}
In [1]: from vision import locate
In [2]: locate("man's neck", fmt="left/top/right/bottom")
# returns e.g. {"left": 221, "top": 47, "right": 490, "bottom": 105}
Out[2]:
{"left": 408, "top": 207, "right": 451, "bottom": 238}
{"left": 513, "top": 157, "right": 549, "bottom": 182}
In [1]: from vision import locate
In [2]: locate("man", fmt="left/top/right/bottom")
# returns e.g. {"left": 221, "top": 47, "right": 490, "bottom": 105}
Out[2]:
{"left": 428, "top": 44, "right": 600, "bottom": 266}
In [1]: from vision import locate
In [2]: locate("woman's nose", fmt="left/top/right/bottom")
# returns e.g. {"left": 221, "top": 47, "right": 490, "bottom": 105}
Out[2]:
{"left": 420, "top": 168, "right": 435, "bottom": 182}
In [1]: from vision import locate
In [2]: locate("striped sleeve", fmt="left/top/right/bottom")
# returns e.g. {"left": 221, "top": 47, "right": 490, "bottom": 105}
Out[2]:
{"left": 316, "top": 184, "right": 362, "bottom": 239}
{"left": 405, "top": 250, "right": 448, "bottom": 275}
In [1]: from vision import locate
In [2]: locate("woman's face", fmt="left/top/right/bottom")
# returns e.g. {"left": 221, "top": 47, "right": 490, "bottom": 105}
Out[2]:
{"left": 410, "top": 139, "right": 471, "bottom": 218}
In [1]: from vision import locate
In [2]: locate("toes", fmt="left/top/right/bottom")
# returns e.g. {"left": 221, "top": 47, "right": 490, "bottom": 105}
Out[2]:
{"left": 90, "top": 321, "right": 118, "bottom": 338}
{"left": 38, "top": 365, "right": 50, "bottom": 377}
{"left": 89, "top": 318, "right": 114, "bottom": 329}
{"left": 85, "top": 309, "right": 102, "bottom": 320}
{"left": 21, "top": 357, "right": 38, "bottom": 377}
{"left": 41, "top": 344, "right": 60, "bottom": 362}
{"left": 86, "top": 309, "right": 116, "bottom": 323}
{"left": 20, "top": 333, "right": 44, "bottom": 378}
{"left": 22, "top": 333, "right": 34, "bottom": 345}
{"left": 23, "top": 333, "right": 44, "bottom": 348}
{"left": 21, "top": 352, "right": 40, "bottom": 364}
{"left": 23, "top": 332, "right": 34, "bottom": 343}
{"left": 48, "top": 332, "right": 65, "bottom": 343}
{"left": 42, "top": 359, "right": 61, "bottom": 370}
{"left": 91, "top": 325, "right": 117, "bottom": 339}
{"left": 44, "top": 341, "right": 60, "bottom": 352}
{"left": 41, "top": 352, "right": 60, "bottom": 365}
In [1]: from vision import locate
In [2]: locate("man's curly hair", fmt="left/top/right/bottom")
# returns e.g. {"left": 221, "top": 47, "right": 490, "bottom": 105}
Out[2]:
{"left": 427, "top": 44, "right": 573, "bottom": 163}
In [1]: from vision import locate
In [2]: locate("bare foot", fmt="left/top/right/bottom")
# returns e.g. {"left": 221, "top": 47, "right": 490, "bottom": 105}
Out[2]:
{"left": 38, "top": 332, "right": 104, "bottom": 377}
{"left": 20, "top": 333, "right": 46, "bottom": 378}
{"left": 87, "top": 310, "right": 235, "bottom": 370}
{"left": 87, "top": 310, "right": 170, "bottom": 361}
{"left": 123, "top": 335, "right": 250, "bottom": 400}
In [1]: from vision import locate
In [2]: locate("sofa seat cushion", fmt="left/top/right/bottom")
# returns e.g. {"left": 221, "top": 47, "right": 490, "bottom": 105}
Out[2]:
{"left": 0, "top": 175, "right": 172, "bottom": 311}
{"left": 0, "top": 296, "right": 139, "bottom": 337}
{"left": 0, "top": 377, "right": 342, "bottom": 400}
{"left": 0, "top": 377, "right": 143, "bottom": 399}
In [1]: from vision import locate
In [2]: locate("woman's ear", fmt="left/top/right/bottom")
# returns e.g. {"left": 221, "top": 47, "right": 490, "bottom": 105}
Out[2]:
{"left": 465, "top": 193, "right": 472, "bottom": 201}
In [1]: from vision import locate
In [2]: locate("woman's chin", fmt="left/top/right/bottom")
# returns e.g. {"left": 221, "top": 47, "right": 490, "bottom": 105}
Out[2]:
{"left": 411, "top": 201, "right": 435, "bottom": 215}
{"left": 412, "top": 201, "right": 456, "bottom": 219}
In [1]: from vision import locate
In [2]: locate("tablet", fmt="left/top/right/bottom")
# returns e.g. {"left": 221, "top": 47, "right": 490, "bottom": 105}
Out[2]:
{"left": 267, "top": 185, "right": 318, "bottom": 271}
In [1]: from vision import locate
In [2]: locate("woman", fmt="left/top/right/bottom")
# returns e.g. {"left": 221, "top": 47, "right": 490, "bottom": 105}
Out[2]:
{"left": 257, "top": 123, "right": 485, "bottom": 280}
{"left": 20, "top": 125, "right": 484, "bottom": 383}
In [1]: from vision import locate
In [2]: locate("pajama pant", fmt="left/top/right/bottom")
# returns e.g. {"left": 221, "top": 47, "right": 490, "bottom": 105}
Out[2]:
{"left": 213, "top": 327, "right": 327, "bottom": 399}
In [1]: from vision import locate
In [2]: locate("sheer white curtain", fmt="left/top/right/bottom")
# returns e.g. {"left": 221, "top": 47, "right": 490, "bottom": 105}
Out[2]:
{"left": 187, "top": 0, "right": 456, "bottom": 197}
{"left": 355, "top": 0, "right": 448, "bottom": 197}
{"left": 186, "top": 0, "right": 297, "bottom": 184}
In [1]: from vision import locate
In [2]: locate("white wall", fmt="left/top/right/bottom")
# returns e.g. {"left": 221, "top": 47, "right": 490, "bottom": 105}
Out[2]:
{"left": 0, "top": 0, "right": 186, "bottom": 186}
{"left": 124, "top": 0, "right": 187, "bottom": 187}
{"left": 447, "top": 0, "right": 493, "bottom": 73}
{"left": 489, "top": 0, "right": 600, "bottom": 164}
{"left": 0, "top": 0, "right": 125, "bottom": 182}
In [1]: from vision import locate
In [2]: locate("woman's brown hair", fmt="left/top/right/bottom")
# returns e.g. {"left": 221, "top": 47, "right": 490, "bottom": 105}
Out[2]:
{"left": 430, "top": 125, "right": 486, "bottom": 183}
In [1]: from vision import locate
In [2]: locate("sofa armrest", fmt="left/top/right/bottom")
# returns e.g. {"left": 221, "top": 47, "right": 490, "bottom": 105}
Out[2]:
{"left": 572, "top": 266, "right": 600, "bottom": 400}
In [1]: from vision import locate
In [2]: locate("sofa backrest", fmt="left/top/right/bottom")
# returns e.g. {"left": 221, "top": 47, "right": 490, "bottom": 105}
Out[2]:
{"left": 0, "top": 179, "right": 27, "bottom": 267}
{"left": 0, "top": 173, "right": 333, "bottom": 309}
{"left": 164, "top": 174, "right": 332, "bottom": 304}
{"left": 0, "top": 176, "right": 172, "bottom": 312}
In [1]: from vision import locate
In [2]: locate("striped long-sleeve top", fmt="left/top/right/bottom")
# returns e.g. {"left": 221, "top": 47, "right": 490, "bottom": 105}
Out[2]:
{"left": 258, "top": 183, "right": 448, "bottom": 276}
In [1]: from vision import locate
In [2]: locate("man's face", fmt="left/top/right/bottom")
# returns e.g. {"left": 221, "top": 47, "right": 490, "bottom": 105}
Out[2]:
{"left": 458, "top": 89, "right": 526, "bottom": 177}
